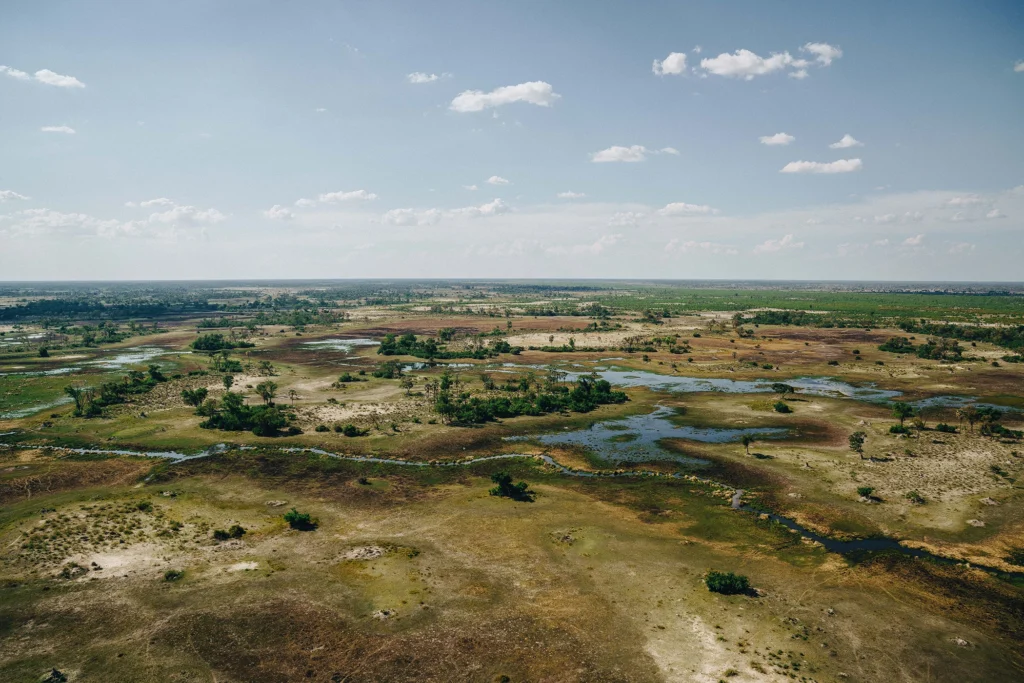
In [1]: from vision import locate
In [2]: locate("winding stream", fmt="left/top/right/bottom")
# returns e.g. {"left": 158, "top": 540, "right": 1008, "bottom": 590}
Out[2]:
{"left": 0, "top": 433, "right": 1018, "bottom": 579}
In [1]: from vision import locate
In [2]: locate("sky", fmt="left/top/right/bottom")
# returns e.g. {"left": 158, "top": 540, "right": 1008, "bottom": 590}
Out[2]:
{"left": 1, "top": 0, "right": 1023, "bottom": 281}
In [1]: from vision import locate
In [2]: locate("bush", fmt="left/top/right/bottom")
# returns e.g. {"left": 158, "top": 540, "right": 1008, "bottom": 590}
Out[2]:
{"left": 705, "top": 570, "right": 750, "bottom": 595}
{"left": 857, "top": 486, "right": 875, "bottom": 498}
{"left": 773, "top": 401, "right": 792, "bottom": 413}
{"left": 905, "top": 491, "right": 926, "bottom": 505}
{"left": 889, "top": 424, "right": 912, "bottom": 435}
{"left": 935, "top": 423, "right": 957, "bottom": 433}
{"left": 827, "top": 360, "right": 839, "bottom": 366}
{"left": 164, "top": 569, "right": 184, "bottom": 581}
{"left": 315, "top": 424, "right": 329, "bottom": 432}
{"left": 488, "top": 471, "right": 534, "bottom": 502}
{"left": 284, "top": 507, "right": 316, "bottom": 530}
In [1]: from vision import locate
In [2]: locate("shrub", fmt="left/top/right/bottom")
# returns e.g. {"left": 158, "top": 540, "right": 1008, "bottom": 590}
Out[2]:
{"left": 164, "top": 569, "right": 184, "bottom": 581}
{"left": 228, "top": 524, "right": 246, "bottom": 538}
{"left": 889, "top": 425, "right": 912, "bottom": 435}
{"left": 857, "top": 486, "right": 875, "bottom": 498}
{"left": 315, "top": 424, "right": 329, "bottom": 432}
{"left": 935, "top": 423, "right": 957, "bottom": 433}
{"left": 212, "top": 528, "right": 230, "bottom": 541}
{"left": 773, "top": 401, "right": 792, "bottom": 414}
{"left": 135, "top": 500, "right": 153, "bottom": 512}
{"left": 489, "top": 471, "right": 534, "bottom": 502}
{"left": 827, "top": 360, "right": 839, "bottom": 366}
{"left": 905, "top": 491, "right": 926, "bottom": 504}
{"left": 342, "top": 423, "right": 363, "bottom": 437}
{"left": 284, "top": 507, "right": 316, "bottom": 530}
{"left": 705, "top": 570, "right": 750, "bottom": 595}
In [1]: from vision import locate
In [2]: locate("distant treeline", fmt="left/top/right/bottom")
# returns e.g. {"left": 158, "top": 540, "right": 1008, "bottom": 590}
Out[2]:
{"left": 0, "top": 299, "right": 218, "bottom": 321}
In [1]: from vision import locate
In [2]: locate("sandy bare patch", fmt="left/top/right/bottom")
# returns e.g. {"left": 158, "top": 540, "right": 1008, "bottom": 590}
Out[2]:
{"left": 342, "top": 545, "right": 387, "bottom": 561}
{"left": 228, "top": 561, "right": 260, "bottom": 572}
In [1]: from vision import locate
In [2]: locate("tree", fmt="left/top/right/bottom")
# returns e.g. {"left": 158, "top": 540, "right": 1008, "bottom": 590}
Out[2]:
{"left": 740, "top": 434, "right": 755, "bottom": 455}
{"left": 770, "top": 382, "right": 795, "bottom": 398}
{"left": 181, "top": 387, "right": 208, "bottom": 407}
{"left": 705, "top": 570, "right": 750, "bottom": 595}
{"left": 222, "top": 375, "right": 234, "bottom": 391}
{"left": 891, "top": 402, "right": 915, "bottom": 427}
{"left": 63, "top": 385, "right": 83, "bottom": 415}
{"left": 288, "top": 389, "right": 297, "bottom": 404}
{"left": 849, "top": 431, "right": 867, "bottom": 458}
{"left": 489, "top": 471, "right": 534, "bottom": 501}
{"left": 400, "top": 376, "right": 414, "bottom": 395}
{"left": 255, "top": 380, "right": 278, "bottom": 405}
{"left": 258, "top": 359, "right": 276, "bottom": 376}
{"left": 959, "top": 404, "right": 980, "bottom": 433}
{"left": 283, "top": 508, "right": 316, "bottom": 530}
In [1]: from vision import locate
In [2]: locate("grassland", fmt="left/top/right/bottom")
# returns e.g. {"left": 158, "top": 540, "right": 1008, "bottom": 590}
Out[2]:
{"left": 1, "top": 281, "right": 1023, "bottom": 682}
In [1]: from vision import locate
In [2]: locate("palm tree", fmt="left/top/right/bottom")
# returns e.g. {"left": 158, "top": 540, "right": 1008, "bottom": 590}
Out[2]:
{"left": 255, "top": 381, "right": 277, "bottom": 405}
{"left": 288, "top": 389, "right": 298, "bottom": 404}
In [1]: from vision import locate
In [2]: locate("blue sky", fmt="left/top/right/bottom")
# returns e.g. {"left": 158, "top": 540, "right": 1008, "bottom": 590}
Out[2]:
{"left": 1, "top": 0, "right": 1022, "bottom": 280}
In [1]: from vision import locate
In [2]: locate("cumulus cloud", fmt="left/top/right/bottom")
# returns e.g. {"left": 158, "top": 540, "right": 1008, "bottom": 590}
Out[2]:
{"left": 780, "top": 159, "right": 862, "bottom": 174}
{"left": 0, "top": 65, "right": 30, "bottom": 80}
{"left": 652, "top": 52, "right": 687, "bottom": 75}
{"left": 0, "top": 190, "right": 29, "bottom": 202}
{"left": 450, "top": 81, "right": 560, "bottom": 112}
{"left": 487, "top": 175, "right": 510, "bottom": 185}
{"left": 33, "top": 69, "right": 85, "bottom": 88}
{"left": 829, "top": 134, "right": 863, "bottom": 149}
{"left": 590, "top": 145, "right": 678, "bottom": 163}
{"left": 139, "top": 198, "right": 174, "bottom": 208}
{"left": 948, "top": 241, "right": 975, "bottom": 253}
{"left": 759, "top": 132, "right": 795, "bottom": 146}
{"left": 986, "top": 208, "right": 1005, "bottom": 219}
{"left": 754, "top": 234, "right": 804, "bottom": 253}
{"left": 462, "top": 184, "right": 478, "bottom": 191}
{"left": 451, "top": 198, "right": 510, "bottom": 218}
{"left": 1013, "top": 60, "right": 1024, "bottom": 72}
{"left": 294, "top": 190, "right": 377, "bottom": 206}
{"left": 557, "top": 191, "right": 586, "bottom": 199}
{"left": 947, "top": 195, "right": 984, "bottom": 206}
{"left": 902, "top": 234, "right": 925, "bottom": 246}
{"left": 699, "top": 42, "right": 839, "bottom": 80}
{"left": 802, "top": 42, "right": 843, "bottom": 66}
{"left": 665, "top": 239, "right": 737, "bottom": 255}
{"left": 146, "top": 204, "right": 226, "bottom": 227}
{"left": 264, "top": 205, "right": 294, "bottom": 220}
{"left": 41, "top": 125, "right": 76, "bottom": 134}
{"left": 658, "top": 202, "right": 717, "bottom": 216}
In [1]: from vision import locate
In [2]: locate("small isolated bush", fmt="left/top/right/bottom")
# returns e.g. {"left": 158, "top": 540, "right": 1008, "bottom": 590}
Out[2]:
{"left": 135, "top": 500, "right": 153, "bottom": 512}
{"left": 905, "top": 491, "right": 926, "bottom": 505}
{"left": 773, "top": 401, "right": 792, "bottom": 414}
{"left": 827, "top": 360, "right": 839, "bottom": 366}
{"left": 875, "top": 360, "right": 885, "bottom": 365}
{"left": 761, "top": 363, "right": 773, "bottom": 370}
{"left": 857, "top": 486, "right": 876, "bottom": 499}
{"left": 341, "top": 423, "right": 363, "bottom": 437}
{"left": 286, "top": 426, "right": 302, "bottom": 436}
{"left": 213, "top": 529, "right": 230, "bottom": 541}
{"left": 935, "top": 423, "right": 957, "bottom": 434}
{"left": 284, "top": 507, "right": 316, "bottom": 530}
{"left": 315, "top": 424, "right": 330, "bottom": 432}
{"left": 889, "top": 424, "right": 912, "bottom": 435}
{"left": 705, "top": 570, "right": 750, "bottom": 595}
{"left": 164, "top": 569, "right": 184, "bottom": 581}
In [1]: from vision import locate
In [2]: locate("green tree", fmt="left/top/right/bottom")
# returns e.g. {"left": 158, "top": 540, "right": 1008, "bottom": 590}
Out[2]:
{"left": 222, "top": 375, "right": 234, "bottom": 391}
{"left": 740, "top": 434, "right": 755, "bottom": 455}
{"left": 848, "top": 431, "right": 866, "bottom": 459}
{"left": 891, "top": 402, "right": 915, "bottom": 426}
{"left": 181, "top": 387, "right": 208, "bottom": 407}
{"left": 255, "top": 380, "right": 278, "bottom": 405}
{"left": 488, "top": 472, "right": 534, "bottom": 501}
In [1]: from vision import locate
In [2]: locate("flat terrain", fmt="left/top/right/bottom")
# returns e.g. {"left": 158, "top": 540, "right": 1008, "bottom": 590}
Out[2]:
{"left": 1, "top": 281, "right": 1022, "bottom": 682}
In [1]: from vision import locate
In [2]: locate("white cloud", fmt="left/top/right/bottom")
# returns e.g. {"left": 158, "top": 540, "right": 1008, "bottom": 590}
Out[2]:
{"left": 317, "top": 189, "right": 378, "bottom": 203}
{"left": 33, "top": 69, "right": 85, "bottom": 88}
{"left": 658, "top": 202, "right": 717, "bottom": 216}
{"left": 802, "top": 42, "right": 843, "bottom": 66}
{"left": 41, "top": 125, "right": 76, "bottom": 134}
{"left": 314, "top": 107, "right": 327, "bottom": 113}
{"left": 666, "top": 239, "right": 738, "bottom": 255}
{"left": 294, "top": 198, "right": 316, "bottom": 208}
{"left": 692, "top": 46, "right": 702, "bottom": 54}
{"left": 139, "top": 198, "right": 174, "bottom": 208}
{"left": 700, "top": 49, "right": 796, "bottom": 79}
{"left": 0, "top": 65, "right": 30, "bottom": 80}
{"left": 754, "top": 234, "right": 804, "bottom": 253}
{"left": 462, "top": 184, "right": 478, "bottom": 191}
{"left": 986, "top": 208, "right": 1005, "bottom": 219}
{"left": 407, "top": 72, "right": 451, "bottom": 84}
{"left": 652, "top": 52, "right": 687, "bottom": 75}
{"left": 902, "top": 234, "right": 924, "bottom": 246}
{"left": 451, "top": 198, "right": 510, "bottom": 218}
{"left": 1013, "top": 60, "right": 1024, "bottom": 73}
{"left": 759, "top": 132, "right": 795, "bottom": 146}
{"left": 450, "top": 81, "right": 560, "bottom": 112}
{"left": 146, "top": 204, "right": 226, "bottom": 227}
{"left": 948, "top": 241, "right": 975, "bottom": 253}
{"left": 590, "top": 145, "right": 678, "bottom": 163}
{"left": 873, "top": 213, "right": 897, "bottom": 224}
{"left": 0, "top": 190, "right": 29, "bottom": 202}
{"left": 487, "top": 175, "right": 510, "bottom": 185}
{"left": 382, "top": 208, "right": 443, "bottom": 226}
{"left": 873, "top": 239, "right": 890, "bottom": 247}
{"left": 947, "top": 195, "right": 984, "bottom": 206}
{"left": 557, "top": 191, "right": 586, "bottom": 199}
{"left": 780, "top": 159, "right": 862, "bottom": 174}
{"left": 264, "top": 205, "right": 294, "bottom": 220}
{"left": 829, "top": 134, "right": 863, "bottom": 149}
{"left": 789, "top": 69, "right": 809, "bottom": 80}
